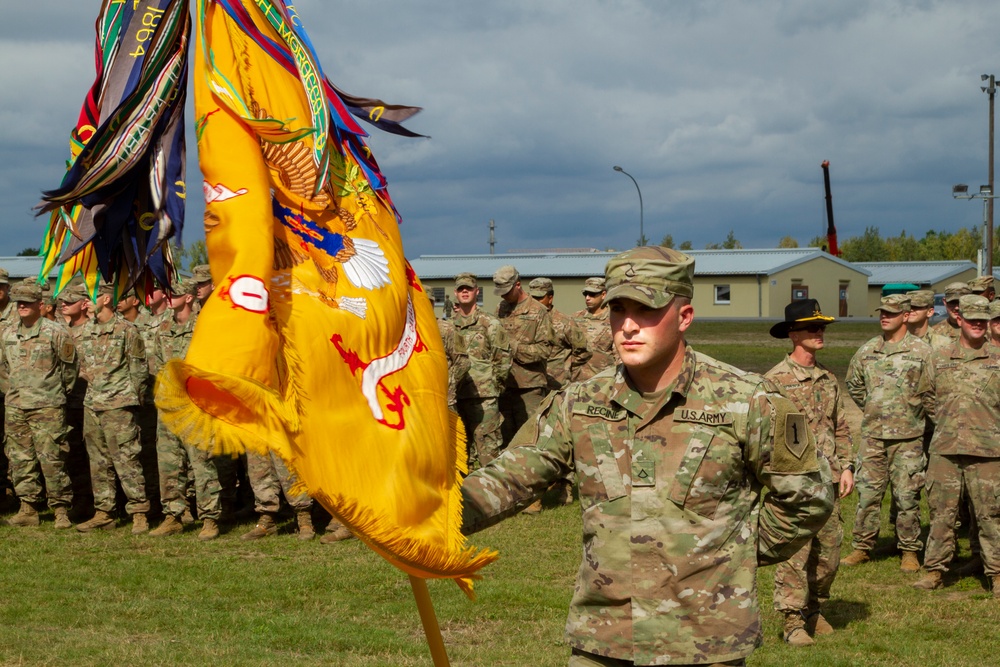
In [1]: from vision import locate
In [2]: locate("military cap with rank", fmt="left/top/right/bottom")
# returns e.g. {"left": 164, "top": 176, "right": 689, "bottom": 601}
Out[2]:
{"left": 944, "top": 281, "right": 972, "bottom": 303}
{"left": 968, "top": 275, "right": 994, "bottom": 294}
{"left": 454, "top": 272, "right": 477, "bottom": 289}
{"left": 604, "top": 246, "right": 694, "bottom": 308}
{"left": 170, "top": 277, "right": 199, "bottom": 297}
{"left": 958, "top": 294, "right": 992, "bottom": 320}
{"left": 989, "top": 299, "right": 1000, "bottom": 320}
{"left": 582, "top": 277, "right": 606, "bottom": 295}
{"left": 527, "top": 277, "right": 553, "bottom": 298}
{"left": 906, "top": 289, "right": 935, "bottom": 309}
{"left": 877, "top": 294, "right": 911, "bottom": 314}
{"left": 769, "top": 299, "right": 836, "bottom": 339}
{"left": 492, "top": 265, "right": 519, "bottom": 296}
{"left": 192, "top": 264, "right": 212, "bottom": 285}
{"left": 9, "top": 282, "right": 43, "bottom": 303}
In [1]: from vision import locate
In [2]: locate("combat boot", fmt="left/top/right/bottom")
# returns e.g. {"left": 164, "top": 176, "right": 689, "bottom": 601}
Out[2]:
{"left": 53, "top": 507, "right": 73, "bottom": 530}
{"left": 900, "top": 551, "right": 921, "bottom": 573}
{"left": 805, "top": 608, "right": 834, "bottom": 636}
{"left": 522, "top": 499, "right": 543, "bottom": 515}
{"left": 7, "top": 501, "right": 39, "bottom": 527}
{"left": 131, "top": 513, "right": 149, "bottom": 535}
{"left": 783, "top": 611, "right": 815, "bottom": 646}
{"left": 296, "top": 510, "right": 315, "bottom": 541}
{"left": 552, "top": 480, "right": 575, "bottom": 506}
{"left": 149, "top": 515, "right": 184, "bottom": 537}
{"left": 912, "top": 570, "right": 943, "bottom": 590}
{"left": 240, "top": 514, "right": 277, "bottom": 541}
{"left": 75, "top": 510, "right": 115, "bottom": 533}
{"left": 198, "top": 518, "right": 219, "bottom": 541}
{"left": 955, "top": 555, "right": 984, "bottom": 576}
{"left": 841, "top": 549, "right": 870, "bottom": 566}
{"left": 181, "top": 507, "right": 195, "bottom": 525}
{"left": 320, "top": 519, "right": 353, "bottom": 544}
{"left": 992, "top": 575, "right": 1000, "bottom": 599}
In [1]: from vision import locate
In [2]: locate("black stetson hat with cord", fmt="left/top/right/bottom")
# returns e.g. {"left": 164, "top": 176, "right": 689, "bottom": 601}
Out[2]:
{"left": 769, "top": 299, "right": 836, "bottom": 339}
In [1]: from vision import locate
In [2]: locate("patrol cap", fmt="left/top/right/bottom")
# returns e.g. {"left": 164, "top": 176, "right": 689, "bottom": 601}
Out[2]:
{"left": 582, "top": 277, "right": 606, "bottom": 294}
{"left": 944, "top": 282, "right": 972, "bottom": 303}
{"left": 170, "top": 277, "right": 198, "bottom": 297}
{"left": 0, "top": 268, "right": 8, "bottom": 285}
{"left": 906, "top": 289, "right": 935, "bottom": 309}
{"left": 57, "top": 283, "right": 89, "bottom": 304}
{"left": 192, "top": 264, "right": 212, "bottom": 285}
{"left": 959, "top": 294, "right": 991, "bottom": 321}
{"left": 968, "top": 275, "right": 994, "bottom": 294}
{"left": 492, "top": 265, "right": 519, "bottom": 296}
{"left": 604, "top": 246, "right": 694, "bottom": 309}
{"left": 528, "top": 277, "right": 553, "bottom": 298}
{"left": 877, "top": 294, "right": 911, "bottom": 314}
{"left": 97, "top": 283, "right": 115, "bottom": 298}
{"left": 9, "top": 282, "right": 42, "bottom": 303}
{"left": 454, "top": 272, "right": 477, "bottom": 289}
{"left": 990, "top": 299, "right": 1000, "bottom": 320}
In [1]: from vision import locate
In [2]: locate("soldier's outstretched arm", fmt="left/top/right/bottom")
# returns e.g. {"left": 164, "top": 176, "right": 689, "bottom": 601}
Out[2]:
{"left": 461, "top": 392, "right": 572, "bottom": 534}
{"left": 746, "top": 384, "right": 834, "bottom": 565}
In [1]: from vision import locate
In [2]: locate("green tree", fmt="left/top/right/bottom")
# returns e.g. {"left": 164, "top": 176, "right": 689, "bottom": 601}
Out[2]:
{"left": 722, "top": 230, "right": 742, "bottom": 250}
{"left": 885, "top": 230, "right": 920, "bottom": 261}
{"left": 659, "top": 234, "right": 674, "bottom": 249}
{"left": 679, "top": 240, "right": 693, "bottom": 251}
{"left": 16, "top": 247, "right": 39, "bottom": 256}
{"left": 839, "top": 226, "right": 888, "bottom": 262}
{"left": 777, "top": 236, "right": 799, "bottom": 248}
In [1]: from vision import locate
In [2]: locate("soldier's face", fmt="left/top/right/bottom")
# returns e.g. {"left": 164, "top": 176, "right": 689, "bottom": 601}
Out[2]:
{"left": 957, "top": 315, "right": 988, "bottom": 344}
{"left": 990, "top": 317, "right": 1000, "bottom": 339}
{"left": 610, "top": 297, "right": 693, "bottom": 380}
{"left": 788, "top": 324, "right": 826, "bottom": 352}
{"left": 907, "top": 306, "right": 931, "bottom": 326}
{"left": 584, "top": 291, "right": 605, "bottom": 312}
{"left": 117, "top": 295, "right": 139, "bottom": 314}
{"left": 878, "top": 310, "right": 906, "bottom": 334}
{"left": 0, "top": 284, "right": 8, "bottom": 301}
{"left": 196, "top": 281, "right": 213, "bottom": 301}
{"left": 454, "top": 286, "right": 478, "bottom": 305}
{"left": 60, "top": 298, "right": 85, "bottom": 319}
{"left": 148, "top": 289, "right": 166, "bottom": 309}
{"left": 500, "top": 284, "right": 522, "bottom": 304}
{"left": 946, "top": 300, "right": 961, "bottom": 321}
{"left": 16, "top": 300, "right": 41, "bottom": 325}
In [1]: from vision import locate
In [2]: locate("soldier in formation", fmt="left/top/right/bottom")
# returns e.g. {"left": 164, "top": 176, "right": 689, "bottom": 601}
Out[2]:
{"left": 766, "top": 299, "right": 854, "bottom": 646}
{"left": 528, "top": 276, "right": 591, "bottom": 389}
{"left": 929, "top": 282, "right": 971, "bottom": 340}
{"left": 906, "top": 289, "right": 950, "bottom": 348}
{"left": 462, "top": 247, "right": 833, "bottom": 666}
{"left": 573, "top": 277, "right": 616, "bottom": 381}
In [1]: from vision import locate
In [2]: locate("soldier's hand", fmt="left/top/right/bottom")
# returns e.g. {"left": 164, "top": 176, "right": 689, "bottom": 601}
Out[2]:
{"left": 838, "top": 469, "right": 855, "bottom": 499}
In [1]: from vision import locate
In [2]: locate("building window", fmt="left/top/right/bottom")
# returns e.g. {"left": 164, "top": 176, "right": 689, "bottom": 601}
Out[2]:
{"left": 714, "top": 284, "right": 731, "bottom": 305}
{"left": 432, "top": 287, "right": 445, "bottom": 303}
{"left": 792, "top": 285, "right": 809, "bottom": 301}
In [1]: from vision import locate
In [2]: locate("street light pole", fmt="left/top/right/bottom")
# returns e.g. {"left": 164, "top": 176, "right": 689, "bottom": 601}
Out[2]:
{"left": 613, "top": 165, "right": 645, "bottom": 246}
{"left": 983, "top": 74, "right": 996, "bottom": 273}
{"left": 953, "top": 183, "right": 997, "bottom": 276}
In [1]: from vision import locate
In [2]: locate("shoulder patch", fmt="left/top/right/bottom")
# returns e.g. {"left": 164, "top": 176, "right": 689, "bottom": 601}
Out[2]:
{"left": 59, "top": 340, "right": 76, "bottom": 364}
{"left": 675, "top": 408, "right": 734, "bottom": 426}
{"left": 769, "top": 395, "right": 819, "bottom": 474}
{"left": 572, "top": 402, "right": 627, "bottom": 421}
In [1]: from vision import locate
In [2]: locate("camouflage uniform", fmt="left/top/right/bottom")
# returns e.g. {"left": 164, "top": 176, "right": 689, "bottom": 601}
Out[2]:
{"left": 845, "top": 330, "right": 932, "bottom": 553}
{"left": 246, "top": 449, "right": 311, "bottom": 513}
{"left": 546, "top": 307, "right": 591, "bottom": 389}
{"left": 573, "top": 306, "right": 616, "bottom": 382}
{"left": 922, "top": 337, "right": 1000, "bottom": 576}
{"left": 495, "top": 295, "right": 556, "bottom": 443}
{"left": 766, "top": 355, "right": 852, "bottom": 617}
{"left": 77, "top": 315, "right": 150, "bottom": 516}
{"left": 0, "top": 315, "right": 78, "bottom": 509}
{"left": 437, "top": 318, "right": 470, "bottom": 408}
{"left": 64, "top": 316, "right": 95, "bottom": 513}
{"left": 135, "top": 308, "right": 169, "bottom": 510}
{"left": 453, "top": 306, "right": 511, "bottom": 467}
{"left": 462, "top": 348, "right": 833, "bottom": 665}
{"left": 153, "top": 311, "right": 222, "bottom": 521}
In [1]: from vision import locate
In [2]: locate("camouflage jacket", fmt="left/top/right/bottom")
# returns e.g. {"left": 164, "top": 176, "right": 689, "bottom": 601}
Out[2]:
{"left": 573, "top": 306, "right": 616, "bottom": 381}
{"left": 77, "top": 316, "right": 148, "bottom": 411}
{"left": 136, "top": 310, "right": 170, "bottom": 378}
{"left": 65, "top": 321, "right": 89, "bottom": 409}
{"left": 546, "top": 308, "right": 591, "bottom": 389}
{"left": 0, "top": 301, "right": 16, "bottom": 330}
{"left": 0, "top": 317, "right": 78, "bottom": 409}
{"left": 153, "top": 313, "right": 198, "bottom": 373}
{"left": 915, "top": 328, "right": 953, "bottom": 350}
{"left": 461, "top": 346, "right": 833, "bottom": 665}
{"left": 846, "top": 332, "right": 933, "bottom": 439}
{"left": 765, "top": 355, "right": 853, "bottom": 478}
{"left": 452, "top": 307, "right": 512, "bottom": 399}
{"left": 929, "top": 318, "right": 959, "bottom": 340}
{"left": 926, "top": 342, "right": 1000, "bottom": 458}
{"left": 496, "top": 296, "right": 555, "bottom": 390}
{"left": 437, "top": 318, "right": 470, "bottom": 407}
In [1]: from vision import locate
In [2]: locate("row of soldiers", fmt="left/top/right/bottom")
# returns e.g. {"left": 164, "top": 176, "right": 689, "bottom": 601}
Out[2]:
{"left": 0, "top": 266, "right": 351, "bottom": 543}
{"left": 765, "top": 274, "right": 1000, "bottom": 647}
{"left": 436, "top": 266, "right": 616, "bottom": 512}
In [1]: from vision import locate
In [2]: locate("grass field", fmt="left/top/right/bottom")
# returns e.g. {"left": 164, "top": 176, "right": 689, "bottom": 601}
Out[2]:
{"left": 2, "top": 320, "right": 997, "bottom": 667}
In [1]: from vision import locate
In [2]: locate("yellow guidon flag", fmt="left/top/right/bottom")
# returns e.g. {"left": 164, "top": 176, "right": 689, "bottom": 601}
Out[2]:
{"left": 156, "top": 0, "right": 496, "bottom": 595}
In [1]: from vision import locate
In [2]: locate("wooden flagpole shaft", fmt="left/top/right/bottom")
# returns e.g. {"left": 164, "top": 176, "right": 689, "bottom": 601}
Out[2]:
{"left": 408, "top": 575, "right": 450, "bottom": 667}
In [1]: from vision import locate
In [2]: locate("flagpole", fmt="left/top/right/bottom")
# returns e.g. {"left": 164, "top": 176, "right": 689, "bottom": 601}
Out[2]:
{"left": 408, "top": 575, "right": 451, "bottom": 667}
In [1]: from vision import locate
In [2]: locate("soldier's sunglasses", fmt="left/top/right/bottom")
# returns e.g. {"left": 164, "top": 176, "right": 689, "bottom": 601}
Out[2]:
{"left": 790, "top": 323, "right": 827, "bottom": 333}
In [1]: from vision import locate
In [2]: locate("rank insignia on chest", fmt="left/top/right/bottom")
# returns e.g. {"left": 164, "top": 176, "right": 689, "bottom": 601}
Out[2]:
{"left": 632, "top": 455, "right": 655, "bottom": 487}
{"left": 675, "top": 408, "right": 734, "bottom": 426}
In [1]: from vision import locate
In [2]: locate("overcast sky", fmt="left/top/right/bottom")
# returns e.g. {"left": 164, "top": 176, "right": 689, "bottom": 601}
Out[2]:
{"left": 4, "top": 0, "right": 1000, "bottom": 260}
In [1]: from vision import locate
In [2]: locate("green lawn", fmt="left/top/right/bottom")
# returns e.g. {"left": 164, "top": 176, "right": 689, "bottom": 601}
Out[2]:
{"left": 2, "top": 319, "right": 996, "bottom": 667}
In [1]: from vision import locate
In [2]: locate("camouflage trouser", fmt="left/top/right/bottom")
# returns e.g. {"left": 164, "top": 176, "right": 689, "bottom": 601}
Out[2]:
{"left": 156, "top": 418, "right": 221, "bottom": 520}
{"left": 216, "top": 452, "right": 239, "bottom": 509}
{"left": 456, "top": 396, "right": 504, "bottom": 468}
{"left": 924, "top": 454, "right": 1000, "bottom": 575}
{"left": 0, "top": 396, "right": 9, "bottom": 494}
{"left": 568, "top": 648, "right": 745, "bottom": 666}
{"left": 499, "top": 387, "right": 548, "bottom": 445}
{"left": 246, "top": 449, "right": 310, "bottom": 513}
{"left": 774, "top": 490, "right": 842, "bottom": 611}
{"left": 4, "top": 405, "right": 72, "bottom": 508}
{"left": 136, "top": 396, "right": 161, "bottom": 514}
{"left": 851, "top": 436, "right": 925, "bottom": 552}
{"left": 66, "top": 406, "right": 94, "bottom": 508}
{"left": 83, "top": 407, "right": 149, "bottom": 515}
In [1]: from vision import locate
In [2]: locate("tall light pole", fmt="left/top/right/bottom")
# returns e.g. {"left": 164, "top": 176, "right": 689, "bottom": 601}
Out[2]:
{"left": 953, "top": 184, "right": 996, "bottom": 276}
{"left": 613, "top": 165, "right": 646, "bottom": 246}
{"left": 983, "top": 74, "right": 996, "bottom": 273}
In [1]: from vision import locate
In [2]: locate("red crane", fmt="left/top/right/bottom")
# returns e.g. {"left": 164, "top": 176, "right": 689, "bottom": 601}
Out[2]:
{"left": 820, "top": 160, "right": 840, "bottom": 257}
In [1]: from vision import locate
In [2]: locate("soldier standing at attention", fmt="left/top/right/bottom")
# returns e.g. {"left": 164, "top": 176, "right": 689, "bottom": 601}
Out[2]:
{"left": 148, "top": 278, "right": 222, "bottom": 540}
{"left": 913, "top": 295, "right": 1000, "bottom": 596}
{"left": 930, "top": 282, "right": 972, "bottom": 340}
{"left": 0, "top": 282, "right": 78, "bottom": 528}
{"left": 451, "top": 273, "right": 511, "bottom": 468}
{"left": 462, "top": 247, "right": 833, "bottom": 667}
{"left": 134, "top": 285, "right": 170, "bottom": 517}
{"left": 766, "top": 299, "right": 854, "bottom": 646}
{"left": 843, "top": 294, "right": 932, "bottom": 572}
{"left": 573, "top": 277, "right": 616, "bottom": 382}
{"left": 240, "top": 448, "right": 318, "bottom": 541}
{"left": 0, "top": 268, "right": 15, "bottom": 327}
{"left": 192, "top": 264, "right": 214, "bottom": 309}
{"left": 493, "top": 265, "right": 555, "bottom": 444}
{"left": 73, "top": 284, "right": 150, "bottom": 534}
{"left": 968, "top": 275, "right": 995, "bottom": 301}
{"left": 529, "top": 277, "right": 591, "bottom": 389}
{"left": 906, "top": 290, "right": 950, "bottom": 348}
